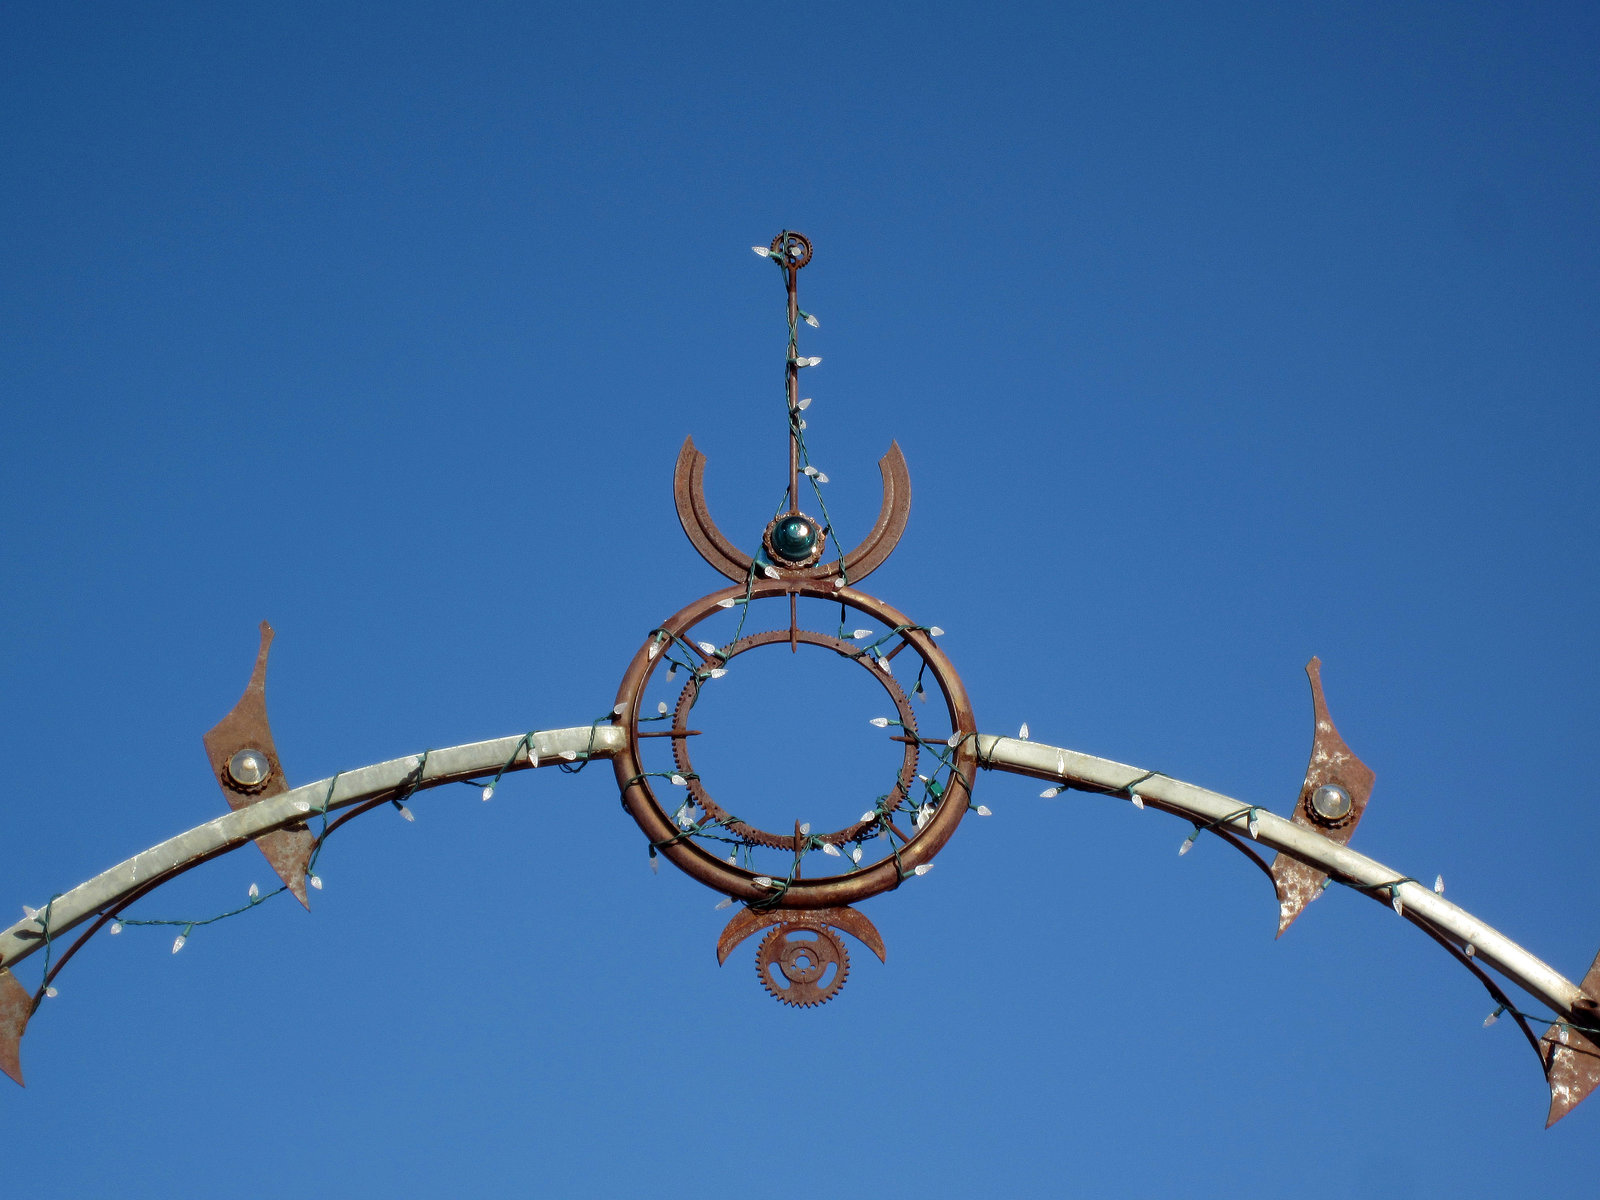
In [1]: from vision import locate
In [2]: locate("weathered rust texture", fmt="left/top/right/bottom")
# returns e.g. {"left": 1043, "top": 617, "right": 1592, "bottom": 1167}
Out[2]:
{"left": 1541, "top": 948, "right": 1600, "bottom": 1125}
{"left": 672, "top": 627, "right": 919, "bottom": 852}
{"left": 757, "top": 924, "right": 849, "bottom": 1006}
{"left": 716, "top": 904, "right": 887, "bottom": 965}
{"left": 201, "top": 622, "right": 313, "bottom": 908}
{"left": 0, "top": 967, "right": 30, "bottom": 1086}
{"left": 673, "top": 436, "right": 911, "bottom": 586}
{"left": 1269, "top": 658, "right": 1376, "bottom": 936}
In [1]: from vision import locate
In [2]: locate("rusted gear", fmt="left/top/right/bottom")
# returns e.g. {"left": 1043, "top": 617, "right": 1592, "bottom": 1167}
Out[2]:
{"left": 769, "top": 230, "right": 812, "bottom": 268}
{"left": 756, "top": 923, "right": 849, "bottom": 1007}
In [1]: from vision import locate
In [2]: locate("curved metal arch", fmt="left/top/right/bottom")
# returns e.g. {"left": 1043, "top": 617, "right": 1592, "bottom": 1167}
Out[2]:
{"left": 978, "top": 733, "right": 1586, "bottom": 1017}
{"left": 0, "top": 725, "right": 625, "bottom": 979}
{"left": 673, "top": 435, "right": 911, "bottom": 584}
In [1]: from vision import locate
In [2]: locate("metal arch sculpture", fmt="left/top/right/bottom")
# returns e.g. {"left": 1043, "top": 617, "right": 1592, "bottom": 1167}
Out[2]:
{"left": 3, "top": 231, "right": 1599, "bottom": 1125}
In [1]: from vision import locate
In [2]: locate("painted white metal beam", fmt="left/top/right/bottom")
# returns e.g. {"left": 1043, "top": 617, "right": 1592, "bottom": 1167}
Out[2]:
{"left": 979, "top": 733, "right": 1585, "bottom": 1018}
{"left": 0, "top": 725, "right": 624, "bottom": 973}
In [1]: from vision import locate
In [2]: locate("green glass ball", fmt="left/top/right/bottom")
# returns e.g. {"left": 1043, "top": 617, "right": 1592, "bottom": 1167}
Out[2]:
{"left": 771, "top": 516, "right": 819, "bottom": 562}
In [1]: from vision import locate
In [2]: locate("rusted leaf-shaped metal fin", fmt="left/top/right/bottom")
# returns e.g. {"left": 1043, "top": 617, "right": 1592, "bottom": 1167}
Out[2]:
{"left": 674, "top": 436, "right": 911, "bottom": 585}
{"left": 716, "top": 904, "right": 887, "bottom": 965}
{"left": 202, "top": 622, "right": 313, "bottom": 909}
{"left": 0, "top": 968, "right": 29, "bottom": 1086}
{"left": 1269, "top": 657, "right": 1376, "bottom": 937}
{"left": 1542, "top": 949, "right": 1600, "bottom": 1126}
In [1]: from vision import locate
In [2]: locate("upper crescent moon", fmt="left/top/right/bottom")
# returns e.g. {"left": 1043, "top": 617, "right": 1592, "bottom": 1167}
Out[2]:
{"left": 673, "top": 435, "right": 912, "bottom": 585}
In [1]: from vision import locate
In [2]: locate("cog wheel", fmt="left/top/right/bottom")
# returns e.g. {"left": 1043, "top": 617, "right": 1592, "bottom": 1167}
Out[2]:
{"left": 756, "top": 923, "right": 850, "bottom": 1007}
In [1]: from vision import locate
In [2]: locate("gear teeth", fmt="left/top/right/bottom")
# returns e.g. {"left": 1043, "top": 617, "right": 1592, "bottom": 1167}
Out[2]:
{"left": 755, "top": 924, "right": 850, "bottom": 1007}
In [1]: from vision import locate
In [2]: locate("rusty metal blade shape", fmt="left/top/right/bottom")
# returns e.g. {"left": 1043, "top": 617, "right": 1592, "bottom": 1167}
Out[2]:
{"left": 0, "top": 968, "right": 30, "bottom": 1086}
{"left": 201, "top": 622, "right": 313, "bottom": 909}
{"left": 1269, "top": 658, "right": 1376, "bottom": 936}
{"left": 716, "top": 905, "right": 887, "bottom": 965}
{"left": 1542, "top": 949, "right": 1600, "bottom": 1126}
{"left": 674, "top": 435, "right": 910, "bottom": 585}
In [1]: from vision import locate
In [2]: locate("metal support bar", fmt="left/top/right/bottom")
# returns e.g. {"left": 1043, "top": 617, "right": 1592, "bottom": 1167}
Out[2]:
{"left": 0, "top": 725, "right": 625, "bottom": 974}
{"left": 979, "top": 734, "right": 1585, "bottom": 1019}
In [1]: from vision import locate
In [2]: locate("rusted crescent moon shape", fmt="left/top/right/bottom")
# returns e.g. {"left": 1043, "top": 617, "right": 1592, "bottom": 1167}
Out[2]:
{"left": 673, "top": 435, "right": 911, "bottom": 584}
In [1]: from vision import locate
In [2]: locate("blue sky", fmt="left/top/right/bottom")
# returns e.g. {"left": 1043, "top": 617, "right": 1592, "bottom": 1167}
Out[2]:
{"left": 2, "top": 3, "right": 1598, "bottom": 1196}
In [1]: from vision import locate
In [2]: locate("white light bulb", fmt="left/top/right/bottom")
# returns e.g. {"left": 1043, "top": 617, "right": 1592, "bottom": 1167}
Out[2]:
{"left": 832, "top": 577, "right": 846, "bottom": 589}
{"left": 709, "top": 667, "right": 728, "bottom": 679}
{"left": 852, "top": 629, "right": 873, "bottom": 640}
{"left": 753, "top": 876, "right": 775, "bottom": 888}
{"left": 801, "top": 356, "right": 822, "bottom": 367}
{"left": 560, "top": 750, "right": 578, "bottom": 761}
{"left": 666, "top": 663, "right": 677, "bottom": 680}
{"left": 799, "top": 822, "right": 811, "bottom": 835}
{"left": 398, "top": 804, "right": 415, "bottom": 822}
{"left": 727, "top": 853, "right": 738, "bottom": 865}
{"left": 657, "top": 701, "right": 668, "bottom": 715}
{"left": 816, "top": 472, "right": 829, "bottom": 484}
{"left": 650, "top": 855, "right": 660, "bottom": 874}
{"left": 1247, "top": 811, "right": 1260, "bottom": 839}
{"left": 310, "top": 874, "right": 324, "bottom": 891}
{"left": 677, "top": 810, "right": 694, "bottom": 828}
{"left": 752, "top": 245, "right": 771, "bottom": 257}
{"left": 44, "top": 986, "right": 57, "bottom": 999}
{"left": 670, "top": 773, "right": 687, "bottom": 786}
{"left": 947, "top": 733, "right": 962, "bottom": 747}
{"left": 1129, "top": 791, "right": 1145, "bottom": 810}
{"left": 717, "top": 597, "right": 736, "bottom": 608}
{"left": 1391, "top": 891, "right": 1404, "bottom": 917}
{"left": 803, "top": 312, "right": 820, "bottom": 328}
{"left": 528, "top": 748, "right": 540, "bottom": 768}
{"left": 869, "top": 717, "right": 890, "bottom": 728}
{"left": 851, "top": 846, "right": 863, "bottom": 863}
{"left": 797, "top": 397, "right": 812, "bottom": 410}
{"left": 822, "top": 843, "right": 841, "bottom": 856}
{"left": 109, "top": 922, "right": 123, "bottom": 935}
{"left": 697, "top": 641, "right": 717, "bottom": 655}
{"left": 248, "top": 883, "right": 259, "bottom": 900}
{"left": 715, "top": 896, "right": 734, "bottom": 909}
{"left": 913, "top": 863, "right": 932, "bottom": 876}
{"left": 803, "top": 465, "right": 819, "bottom": 477}
{"left": 294, "top": 799, "right": 311, "bottom": 813}
{"left": 1179, "top": 838, "right": 1194, "bottom": 856}
{"left": 976, "top": 805, "right": 992, "bottom": 816}
{"left": 1018, "top": 723, "right": 1030, "bottom": 740}
{"left": 876, "top": 656, "right": 891, "bottom": 672}
{"left": 763, "top": 565, "right": 781, "bottom": 579}
{"left": 482, "top": 785, "right": 495, "bottom": 802}
{"left": 22, "top": 905, "right": 38, "bottom": 922}
{"left": 1040, "top": 787, "right": 1062, "bottom": 798}
{"left": 612, "top": 702, "right": 627, "bottom": 717}
{"left": 1484, "top": 1009, "right": 1501, "bottom": 1028}
{"left": 172, "top": 934, "right": 187, "bottom": 954}
{"left": 1465, "top": 943, "right": 1476, "bottom": 957}
{"left": 1434, "top": 874, "right": 1445, "bottom": 894}
{"left": 647, "top": 642, "right": 659, "bottom": 659}
{"left": 928, "top": 626, "right": 945, "bottom": 637}
{"left": 861, "top": 810, "right": 877, "bottom": 823}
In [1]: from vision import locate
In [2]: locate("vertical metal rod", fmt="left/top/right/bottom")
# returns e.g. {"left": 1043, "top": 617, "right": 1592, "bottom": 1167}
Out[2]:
{"left": 786, "top": 255, "right": 800, "bottom": 515}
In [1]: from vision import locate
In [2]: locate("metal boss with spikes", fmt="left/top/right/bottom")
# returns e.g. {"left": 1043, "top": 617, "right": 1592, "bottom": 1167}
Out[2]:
{"left": 3, "top": 232, "right": 1600, "bottom": 1125}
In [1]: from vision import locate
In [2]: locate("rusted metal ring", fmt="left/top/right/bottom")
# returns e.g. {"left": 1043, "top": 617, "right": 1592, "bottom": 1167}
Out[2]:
{"left": 610, "top": 579, "right": 978, "bottom": 910}
{"left": 669, "top": 627, "right": 918, "bottom": 850}
{"left": 769, "top": 231, "right": 812, "bottom": 268}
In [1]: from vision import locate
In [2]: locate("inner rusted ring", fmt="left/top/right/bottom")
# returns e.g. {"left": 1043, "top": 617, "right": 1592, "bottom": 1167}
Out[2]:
{"left": 610, "top": 579, "right": 979, "bottom": 911}
{"left": 669, "top": 628, "right": 918, "bottom": 850}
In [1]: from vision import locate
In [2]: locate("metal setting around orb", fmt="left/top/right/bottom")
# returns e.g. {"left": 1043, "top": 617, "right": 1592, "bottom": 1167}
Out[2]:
{"left": 225, "top": 747, "right": 273, "bottom": 791}
{"left": 610, "top": 578, "right": 978, "bottom": 911}
{"left": 1308, "top": 783, "right": 1354, "bottom": 825}
{"left": 763, "top": 512, "right": 825, "bottom": 568}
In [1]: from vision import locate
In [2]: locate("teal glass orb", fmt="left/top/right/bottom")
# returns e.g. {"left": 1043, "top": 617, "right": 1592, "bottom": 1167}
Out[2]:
{"left": 770, "top": 515, "right": 819, "bottom": 562}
